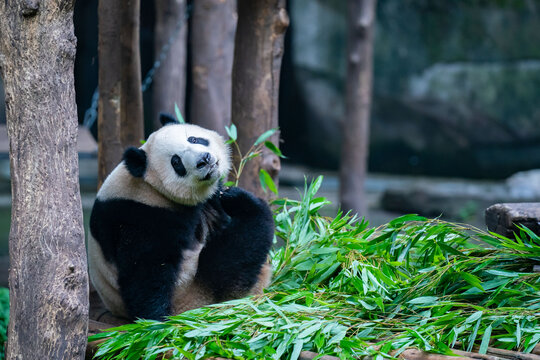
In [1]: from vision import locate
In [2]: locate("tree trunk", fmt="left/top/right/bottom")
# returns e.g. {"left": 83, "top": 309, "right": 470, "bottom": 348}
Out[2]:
{"left": 98, "top": 0, "right": 122, "bottom": 186}
{"left": 339, "top": 0, "right": 376, "bottom": 217}
{"left": 98, "top": 0, "right": 144, "bottom": 187}
{"left": 120, "top": 0, "right": 144, "bottom": 148}
{"left": 0, "top": 1, "right": 89, "bottom": 358}
{"left": 231, "top": 0, "right": 288, "bottom": 199}
{"left": 190, "top": 0, "right": 236, "bottom": 136}
{"left": 153, "top": 0, "right": 188, "bottom": 130}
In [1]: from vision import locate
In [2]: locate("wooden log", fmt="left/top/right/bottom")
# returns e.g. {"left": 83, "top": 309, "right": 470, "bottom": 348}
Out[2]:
{"left": 399, "top": 349, "right": 475, "bottom": 360}
{"left": 450, "top": 349, "right": 504, "bottom": 360}
{"left": 85, "top": 340, "right": 540, "bottom": 360}
{"left": 483, "top": 347, "right": 540, "bottom": 360}
{"left": 485, "top": 203, "right": 540, "bottom": 238}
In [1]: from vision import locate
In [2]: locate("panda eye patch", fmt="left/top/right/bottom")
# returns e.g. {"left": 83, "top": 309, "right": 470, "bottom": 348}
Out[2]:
{"left": 187, "top": 136, "right": 209, "bottom": 146}
{"left": 171, "top": 154, "right": 187, "bottom": 177}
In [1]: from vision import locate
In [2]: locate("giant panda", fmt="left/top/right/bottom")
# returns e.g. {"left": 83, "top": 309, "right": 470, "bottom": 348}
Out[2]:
{"left": 88, "top": 114, "right": 274, "bottom": 321}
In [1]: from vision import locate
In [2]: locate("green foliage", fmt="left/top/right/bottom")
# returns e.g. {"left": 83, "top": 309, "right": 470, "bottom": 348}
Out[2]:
{"left": 0, "top": 288, "right": 8, "bottom": 360}
{"left": 90, "top": 177, "right": 540, "bottom": 359}
{"left": 174, "top": 103, "right": 185, "bottom": 124}
{"left": 224, "top": 124, "right": 284, "bottom": 193}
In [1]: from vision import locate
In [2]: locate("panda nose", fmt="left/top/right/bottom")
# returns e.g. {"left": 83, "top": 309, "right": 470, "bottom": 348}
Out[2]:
{"left": 196, "top": 152, "right": 212, "bottom": 169}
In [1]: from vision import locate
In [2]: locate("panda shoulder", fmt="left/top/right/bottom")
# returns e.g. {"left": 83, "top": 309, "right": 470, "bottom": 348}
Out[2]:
{"left": 97, "top": 163, "right": 175, "bottom": 209}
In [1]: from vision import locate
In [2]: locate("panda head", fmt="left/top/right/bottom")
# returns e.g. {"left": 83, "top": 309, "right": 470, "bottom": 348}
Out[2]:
{"left": 123, "top": 116, "right": 231, "bottom": 206}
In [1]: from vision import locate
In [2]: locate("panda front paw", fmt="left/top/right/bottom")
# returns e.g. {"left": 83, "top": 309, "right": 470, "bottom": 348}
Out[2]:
{"left": 219, "top": 186, "right": 265, "bottom": 216}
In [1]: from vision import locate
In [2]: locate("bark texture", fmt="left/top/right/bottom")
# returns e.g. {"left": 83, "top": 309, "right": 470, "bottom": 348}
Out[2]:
{"left": 120, "top": 0, "right": 144, "bottom": 147}
{"left": 231, "top": 0, "right": 288, "bottom": 199}
{"left": 98, "top": 0, "right": 144, "bottom": 186}
{"left": 0, "top": 1, "right": 89, "bottom": 358}
{"left": 485, "top": 202, "right": 540, "bottom": 238}
{"left": 190, "top": 0, "right": 236, "bottom": 136}
{"left": 339, "top": 0, "right": 377, "bottom": 217}
{"left": 153, "top": 0, "right": 188, "bottom": 130}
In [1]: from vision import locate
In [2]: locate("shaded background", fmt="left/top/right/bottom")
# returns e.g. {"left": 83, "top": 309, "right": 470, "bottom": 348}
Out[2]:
{"left": 0, "top": 0, "right": 538, "bottom": 255}
{"left": 22, "top": 0, "right": 538, "bottom": 179}
{"left": 280, "top": 0, "right": 540, "bottom": 178}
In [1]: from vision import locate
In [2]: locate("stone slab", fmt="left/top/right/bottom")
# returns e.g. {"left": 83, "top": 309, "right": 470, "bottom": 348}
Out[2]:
{"left": 485, "top": 202, "right": 540, "bottom": 238}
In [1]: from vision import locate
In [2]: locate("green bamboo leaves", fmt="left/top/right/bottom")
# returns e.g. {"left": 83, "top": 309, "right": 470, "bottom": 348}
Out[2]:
{"left": 224, "top": 124, "right": 284, "bottom": 194}
{"left": 90, "top": 176, "right": 540, "bottom": 360}
{"left": 174, "top": 103, "right": 185, "bottom": 124}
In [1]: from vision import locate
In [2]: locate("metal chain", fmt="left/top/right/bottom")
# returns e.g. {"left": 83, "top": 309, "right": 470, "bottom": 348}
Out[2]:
{"left": 83, "top": 87, "right": 99, "bottom": 128}
{"left": 83, "top": 2, "right": 192, "bottom": 129}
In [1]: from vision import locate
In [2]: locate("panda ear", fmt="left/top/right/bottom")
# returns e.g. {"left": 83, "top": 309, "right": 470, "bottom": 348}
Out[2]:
{"left": 123, "top": 147, "right": 147, "bottom": 178}
{"left": 159, "top": 112, "right": 178, "bottom": 127}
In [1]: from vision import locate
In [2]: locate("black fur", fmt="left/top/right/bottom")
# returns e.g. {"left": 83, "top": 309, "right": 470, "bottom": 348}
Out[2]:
{"left": 123, "top": 147, "right": 147, "bottom": 178}
{"left": 90, "top": 186, "right": 274, "bottom": 319}
{"left": 90, "top": 199, "right": 202, "bottom": 320}
{"left": 171, "top": 155, "right": 187, "bottom": 177}
{"left": 159, "top": 112, "right": 178, "bottom": 126}
{"left": 188, "top": 136, "right": 209, "bottom": 146}
{"left": 195, "top": 187, "right": 274, "bottom": 301}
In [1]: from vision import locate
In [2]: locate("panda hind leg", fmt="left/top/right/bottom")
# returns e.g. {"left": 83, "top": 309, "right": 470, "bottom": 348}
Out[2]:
{"left": 249, "top": 262, "right": 272, "bottom": 295}
{"left": 195, "top": 187, "right": 274, "bottom": 302}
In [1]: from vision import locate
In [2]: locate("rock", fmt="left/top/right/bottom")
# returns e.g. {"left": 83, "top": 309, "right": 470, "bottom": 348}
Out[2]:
{"left": 485, "top": 203, "right": 540, "bottom": 238}
{"left": 380, "top": 171, "right": 540, "bottom": 225}
{"left": 280, "top": 0, "right": 540, "bottom": 177}
{"left": 407, "top": 61, "right": 540, "bottom": 143}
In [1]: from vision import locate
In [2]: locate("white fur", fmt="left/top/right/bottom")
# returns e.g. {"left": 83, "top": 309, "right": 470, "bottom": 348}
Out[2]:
{"left": 141, "top": 124, "right": 231, "bottom": 206}
{"left": 90, "top": 123, "right": 231, "bottom": 318}
{"left": 97, "top": 123, "right": 230, "bottom": 206}
{"left": 88, "top": 234, "right": 128, "bottom": 317}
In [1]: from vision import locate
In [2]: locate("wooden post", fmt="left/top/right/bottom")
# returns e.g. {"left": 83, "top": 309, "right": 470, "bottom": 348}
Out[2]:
{"left": 339, "top": 0, "right": 377, "bottom": 217}
{"left": 0, "top": 0, "right": 89, "bottom": 358}
{"left": 98, "top": 0, "right": 145, "bottom": 187}
{"left": 153, "top": 0, "right": 188, "bottom": 130}
{"left": 120, "top": 0, "right": 145, "bottom": 148}
{"left": 231, "top": 0, "right": 289, "bottom": 198}
{"left": 190, "top": 0, "right": 236, "bottom": 136}
{"left": 97, "top": 0, "right": 123, "bottom": 187}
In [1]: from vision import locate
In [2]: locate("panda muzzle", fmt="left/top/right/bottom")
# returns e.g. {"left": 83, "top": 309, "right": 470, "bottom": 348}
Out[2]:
{"left": 196, "top": 152, "right": 213, "bottom": 169}
{"left": 196, "top": 153, "right": 219, "bottom": 181}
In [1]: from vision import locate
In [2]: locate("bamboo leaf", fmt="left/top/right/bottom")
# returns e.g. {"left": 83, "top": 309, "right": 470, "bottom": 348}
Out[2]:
{"left": 264, "top": 141, "right": 286, "bottom": 158}
{"left": 290, "top": 339, "right": 304, "bottom": 360}
{"left": 479, "top": 325, "right": 492, "bottom": 354}
{"left": 259, "top": 168, "right": 278, "bottom": 195}
{"left": 87, "top": 177, "right": 540, "bottom": 360}
{"left": 486, "top": 269, "right": 520, "bottom": 277}
{"left": 174, "top": 103, "right": 185, "bottom": 123}
{"left": 408, "top": 296, "right": 439, "bottom": 305}
{"left": 465, "top": 311, "right": 483, "bottom": 324}
{"left": 225, "top": 124, "right": 237, "bottom": 141}
{"left": 254, "top": 128, "right": 277, "bottom": 146}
